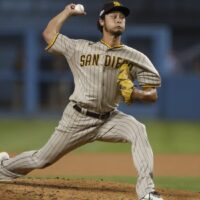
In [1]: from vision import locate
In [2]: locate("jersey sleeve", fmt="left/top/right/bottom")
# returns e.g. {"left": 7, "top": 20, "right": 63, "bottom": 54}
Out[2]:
{"left": 130, "top": 51, "right": 161, "bottom": 88}
{"left": 135, "top": 69, "right": 161, "bottom": 88}
{"left": 45, "top": 33, "right": 77, "bottom": 59}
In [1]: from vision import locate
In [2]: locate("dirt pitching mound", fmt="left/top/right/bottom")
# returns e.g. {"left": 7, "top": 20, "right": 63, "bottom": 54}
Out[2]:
{"left": 0, "top": 178, "right": 199, "bottom": 200}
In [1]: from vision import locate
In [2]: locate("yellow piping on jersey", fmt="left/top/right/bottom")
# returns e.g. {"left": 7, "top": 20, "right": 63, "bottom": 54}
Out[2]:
{"left": 100, "top": 39, "right": 123, "bottom": 49}
{"left": 45, "top": 33, "right": 59, "bottom": 51}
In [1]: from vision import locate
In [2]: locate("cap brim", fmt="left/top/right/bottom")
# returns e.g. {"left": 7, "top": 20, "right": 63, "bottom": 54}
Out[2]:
{"left": 104, "top": 6, "right": 130, "bottom": 17}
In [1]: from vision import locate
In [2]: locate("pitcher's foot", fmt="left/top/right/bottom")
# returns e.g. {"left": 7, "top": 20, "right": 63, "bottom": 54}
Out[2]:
{"left": 141, "top": 191, "right": 164, "bottom": 200}
{"left": 0, "top": 152, "right": 13, "bottom": 182}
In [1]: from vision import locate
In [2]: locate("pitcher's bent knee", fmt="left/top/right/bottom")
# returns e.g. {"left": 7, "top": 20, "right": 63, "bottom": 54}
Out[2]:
{"left": 135, "top": 121, "right": 147, "bottom": 137}
{"left": 31, "top": 155, "right": 55, "bottom": 169}
{"left": 130, "top": 120, "right": 147, "bottom": 140}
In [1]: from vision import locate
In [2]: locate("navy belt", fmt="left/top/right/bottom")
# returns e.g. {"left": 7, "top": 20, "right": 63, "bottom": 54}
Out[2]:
{"left": 73, "top": 104, "right": 111, "bottom": 120}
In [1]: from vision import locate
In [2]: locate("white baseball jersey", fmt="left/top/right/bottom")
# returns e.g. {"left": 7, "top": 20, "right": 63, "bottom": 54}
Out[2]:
{"left": 47, "top": 33, "right": 161, "bottom": 113}
{"left": 1, "top": 33, "right": 161, "bottom": 200}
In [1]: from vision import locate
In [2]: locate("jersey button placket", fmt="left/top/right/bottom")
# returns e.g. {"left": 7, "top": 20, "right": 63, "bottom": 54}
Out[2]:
{"left": 99, "top": 60, "right": 104, "bottom": 112}
{"left": 99, "top": 49, "right": 107, "bottom": 112}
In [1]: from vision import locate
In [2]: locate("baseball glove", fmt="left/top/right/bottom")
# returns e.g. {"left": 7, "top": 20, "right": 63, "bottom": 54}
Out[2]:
{"left": 117, "top": 63, "right": 134, "bottom": 104}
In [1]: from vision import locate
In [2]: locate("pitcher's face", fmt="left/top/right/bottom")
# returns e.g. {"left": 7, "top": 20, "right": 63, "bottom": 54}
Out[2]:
{"left": 101, "top": 11, "right": 126, "bottom": 36}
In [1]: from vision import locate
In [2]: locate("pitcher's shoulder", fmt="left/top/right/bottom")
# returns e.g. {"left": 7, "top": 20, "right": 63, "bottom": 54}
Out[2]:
{"left": 123, "top": 45, "right": 148, "bottom": 58}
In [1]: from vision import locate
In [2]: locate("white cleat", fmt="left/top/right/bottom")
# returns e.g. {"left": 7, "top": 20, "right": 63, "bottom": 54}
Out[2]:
{"left": 0, "top": 152, "right": 9, "bottom": 161}
{"left": 0, "top": 152, "right": 13, "bottom": 182}
{"left": 141, "top": 191, "right": 164, "bottom": 200}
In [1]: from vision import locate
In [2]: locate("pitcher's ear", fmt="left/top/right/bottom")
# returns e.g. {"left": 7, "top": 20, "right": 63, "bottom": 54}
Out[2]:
{"left": 99, "top": 18, "right": 105, "bottom": 26}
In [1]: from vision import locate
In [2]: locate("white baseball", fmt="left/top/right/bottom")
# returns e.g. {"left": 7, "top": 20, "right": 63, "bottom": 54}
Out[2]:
{"left": 74, "top": 4, "right": 85, "bottom": 13}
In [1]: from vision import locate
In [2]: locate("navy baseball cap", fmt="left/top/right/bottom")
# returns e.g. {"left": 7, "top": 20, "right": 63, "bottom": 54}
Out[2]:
{"left": 99, "top": 1, "right": 130, "bottom": 18}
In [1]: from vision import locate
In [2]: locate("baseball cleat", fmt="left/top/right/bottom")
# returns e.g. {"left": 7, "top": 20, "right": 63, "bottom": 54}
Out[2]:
{"left": 0, "top": 152, "right": 13, "bottom": 182}
{"left": 0, "top": 152, "right": 9, "bottom": 161}
{"left": 141, "top": 191, "right": 164, "bottom": 200}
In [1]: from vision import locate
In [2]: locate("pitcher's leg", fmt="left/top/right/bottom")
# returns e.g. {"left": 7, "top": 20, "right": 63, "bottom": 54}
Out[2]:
{"left": 0, "top": 102, "right": 101, "bottom": 180}
{"left": 1, "top": 129, "right": 74, "bottom": 177}
{"left": 1, "top": 125, "right": 98, "bottom": 178}
{"left": 96, "top": 111, "right": 155, "bottom": 199}
{"left": 132, "top": 123, "right": 155, "bottom": 199}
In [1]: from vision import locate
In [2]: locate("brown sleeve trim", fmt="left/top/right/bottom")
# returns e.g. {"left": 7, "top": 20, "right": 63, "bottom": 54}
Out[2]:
{"left": 142, "top": 84, "right": 157, "bottom": 89}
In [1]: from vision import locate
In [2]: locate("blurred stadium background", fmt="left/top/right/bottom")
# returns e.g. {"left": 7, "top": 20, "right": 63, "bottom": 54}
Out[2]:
{"left": 0, "top": 0, "right": 200, "bottom": 120}
{"left": 0, "top": 0, "right": 200, "bottom": 193}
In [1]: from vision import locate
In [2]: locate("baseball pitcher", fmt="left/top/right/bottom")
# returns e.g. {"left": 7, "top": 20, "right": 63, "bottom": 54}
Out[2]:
{"left": 0, "top": 2, "right": 163, "bottom": 200}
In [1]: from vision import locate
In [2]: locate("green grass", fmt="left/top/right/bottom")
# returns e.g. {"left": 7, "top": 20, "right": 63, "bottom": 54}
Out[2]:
{"left": 0, "top": 119, "right": 56, "bottom": 152}
{"left": 0, "top": 119, "right": 200, "bottom": 154}
{"left": 146, "top": 121, "right": 200, "bottom": 154}
{"left": 154, "top": 177, "right": 200, "bottom": 192}
{"left": 1, "top": 119, "right": 200, "bottom": 193}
